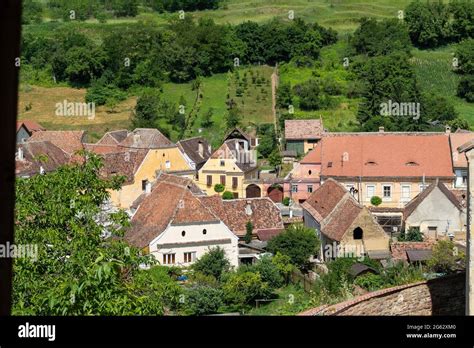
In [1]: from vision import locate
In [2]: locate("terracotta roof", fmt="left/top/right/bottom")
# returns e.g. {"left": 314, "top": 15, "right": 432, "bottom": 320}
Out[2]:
{"left": 300, "top": 144, "right": 322, "bottom": 164}
{"left": 17, "top": 120, "right": 45, "bottom": 134}
{"left": 119, "top": 128, "right": 174, "bottom": 149}
{"left": 177, "top": 137, "right": 211, "bottom": 169}
{"left": 404, "top": 180, "right": 464, "bottom": 219}
{"left": 450, "top": 131, "right": 474, "bottom": 168}
{"left": 99, "top": 150, "right": 148, "bottom": 184}
{"left": 321, "top": 196, "right": 362, "bottom": 241}
{"left": 449, "top": 189, "right": 468, "bottom": 208}
{"left": 391, "top": 241, "right": 434, "bottom": 261}
{"left": 201, "top": 196, "right": 284, "bottom": 237}
{"left": 28, "top": 130, "right": 85, "bottom": 155}
{"left": 126, "top": 174, "right": 220, "bottom": 248}
{"left": 320, "top": 133, "right": 453, "bottom": 178}
{"left": 83, "top": 143, "right": 123, "bottom": 155}
{"left": 256, "top": 229, "right": 285, "bottom": 241}
{"left": 16, "top": 141, "right": 70, "bottom": 176}
{"left": 301, "top": 178, "right": 347, "bottom": 222}
{"left": 285, "top": 119, "right": 323, "bottom": 140}
{"left": 97, "top": 130, "right": 129, "bottom": 145}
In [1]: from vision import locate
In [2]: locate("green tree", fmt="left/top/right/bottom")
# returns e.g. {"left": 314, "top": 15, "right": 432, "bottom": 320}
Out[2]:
{"left": 202, "top": 108, "right": 214, "bottom": 128}
{"left": 398, "top": 227, "right": 423, "bottom": 242}
{"left": 225, "top": 107, "right": 241, "bottom": 129}
{"left": 271, "top": 252, "right": 294, "bottom": 284}
{"left": 192, "top": 247, "right": 231, "bottom": 280}
{"left": 13, "top": 153, "right": 173, "bottom": 315}
{"left": 222, "top": 272, "right": 270, "bottom": 307}
{"left": 222, "top": 191, "right": 234, "bottom": 200}
{"left": 457, "top": 75, "right": 474, "bottom": 102}
{"left": 244, "top": 221, "right": 253, "bottom": 244}
{"left": 268, "top": 149, "right": 282, "bottom": 169}
{"left": 214, "top": 184, "right": 225, "bottom": 193}
{"left": 370, "top": 196, "right": 382, "bottom": 206}
{"left": 266, "top": 224, "right": 320, "bottom": 271}
{"left": 427, "top": 240, "right": 459, "bottom": 273}
{"left": 184, "top": 286, "right": 223, "bottom": 315}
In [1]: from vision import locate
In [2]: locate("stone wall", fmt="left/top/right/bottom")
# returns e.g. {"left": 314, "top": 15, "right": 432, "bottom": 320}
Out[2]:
{"left": 299, "top": 273, "right": 465, "bottom": 316}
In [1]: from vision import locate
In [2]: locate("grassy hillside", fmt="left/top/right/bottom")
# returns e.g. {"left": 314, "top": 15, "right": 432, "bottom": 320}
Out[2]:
{"left": 411, "top": 45, "right": 474, "bottom": 126}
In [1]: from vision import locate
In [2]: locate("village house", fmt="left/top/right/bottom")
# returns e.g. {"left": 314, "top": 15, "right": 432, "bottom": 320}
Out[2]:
{"left": 284, "top": 118, "right": 324, "bottom": 155}
{"left": 126, "top": 173, "right": 239, "bottom": 268}
{"left": 302, "top": 179, "right": 390, "bottom": 260}
{"left": 15, "top": 140, "right": 71, "bottom": 177}
{"left": 86, "top": 128, "right": 197, "bottom": 209}
{"left": 403, "top": 180, "right": 466, "bottom": 241}
{"left": 319, "top": 131, "right": 454, "bottom": 208}
{"left": 16, "top": 120, "right": 45, "bottom": 143}
{"left": 284, "top": 144, "right": 322, "bottom": 203}
{"left": 199, "top": 195, "right": 284, "bottom": 264}
{"left": 449, "top": 128, "right": 474, "bottom": 189}
{"left": 177, "top": 136, "right": 212, "bottom": 172}
{"left": 223, "top": 127, "right": 259, "bottom": 149}
{"left": 197, "top": 138, "right": 259, "bottom": 198}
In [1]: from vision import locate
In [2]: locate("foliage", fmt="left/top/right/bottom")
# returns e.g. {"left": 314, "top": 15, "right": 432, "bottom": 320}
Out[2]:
{"left": 225, "top": 107, "right": 242, "bottom": 129}
{"left": 214, "top": 183, "right": 225, "bottom": 193}
{"left": 222, "top": 271, "right": 271, "bottom": 308}
{"left": 380, "top": 261, "right": 424, "bottom": 286}
{"left": 293, "top": 79, "right": 330, "bottom": 111}
{"left": 148, "top": 0, "right": 221, "bottom": 12}
{"left": 268, "top": 149, "right": 282, "bottom": 169}
{"left": 86, "top": 79, "right": 127, "bottom": 106}
{"left": 22, "top": 0, "right": 43, "bottom": 24}
{"left": 370, "top": 196, "right": 382, "bottom": 206}
{"left": 222, "top": 191, "right": 234, "bottom": 200}
{"left": 457, "top": 75, "right": 474, "bottom": 102}
{"left": 282, "top": 197, "right": 291, "bottom": 206}
{"left": 184, "top": 286, "right": 223, "bottom": 315}
{"left": 427, "top": 240, "right": 460, "bottom": 274}
{"left": 267, "top": 224, "right": 320, "bottom": 271}
{"left": 244, "top": 221, "right": 253, "bottom": 244}
{"left": 271, "top": 252, "right": 294, "bottom": 284}
{"left": 353, "top": 273, "right": 385, "bottom": 292}
{"left": 13, "top": 153, "right": 174, "bottom": 315}
{"left": 398, "top": 226, "right": 423, "bottom": 242}
{"left": 192, "top": 247, "right": 231, "bottom": 280}
{"left": 449, "top": 117, "right": 471, "bottom": 131}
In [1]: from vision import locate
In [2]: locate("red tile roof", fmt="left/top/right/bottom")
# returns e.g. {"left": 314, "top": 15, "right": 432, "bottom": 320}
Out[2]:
{"left": 17, "top": 120, "right": 45, "bottom": 134}
{"left": 119, "top": 128, "right": 173, "bottom": 149}
{"left": 97, "top": 130, "right": 129, "bottom": 145}
{"left": 320, "top": 133, "right": 453, "bottom": 178}
{"left": 28, "top": 130, "right": 85, "bottom": 155}
{"left": 16, "top": 141, "right": 70, "bottom": 176}
{"left": 285, "top": 119, "right": 323, "bottom": 140}
{"left": 300, "top": 144, "right": 322, "bottom": 164}
{"left": 301, "top": 178, "right": 348, "bottom": 222}
{"left": 126, "top": 174, "right": 219, "bottom": 248}
{"left": 200, "top": 196, "right": 284, "bottom": 237}
{"left": 321, "top": 197, "right": 362, "bottom": 241}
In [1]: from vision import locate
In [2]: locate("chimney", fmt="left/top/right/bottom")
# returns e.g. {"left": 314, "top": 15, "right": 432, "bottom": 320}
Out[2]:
{"left": 245, "top": 200, "right": 252, "bottom": 216}
{"left": 379, "top": 126, "right": 385, "bottom": 133}
{"left": 198, "top": 142, "right": 204, "bottom": 158}
{"left": 16, "top": 147, "right": 24, "bottom": 161}
{"left": 446, "top": 125, "right": 451, "bottom": 134}
{"left": 145, "top": 181, "right": 152, "bottom": 194}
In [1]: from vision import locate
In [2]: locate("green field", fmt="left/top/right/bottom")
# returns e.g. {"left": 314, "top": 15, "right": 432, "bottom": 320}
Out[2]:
{"left": 411, "top": 45, "right": 474, "bottom": 126}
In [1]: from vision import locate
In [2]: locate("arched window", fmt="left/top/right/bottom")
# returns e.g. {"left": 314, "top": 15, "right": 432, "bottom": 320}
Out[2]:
{"left": 353, "top": 227, "right": 363, "bottom": 240}
{"left": 203, "top": 229, "right": 207, "bottom": 235}
{"left": 308, "top": 170, "right": 312, "bottom": 175}
{"left": 181, "top": 231, "right": 186, "bottom": 237}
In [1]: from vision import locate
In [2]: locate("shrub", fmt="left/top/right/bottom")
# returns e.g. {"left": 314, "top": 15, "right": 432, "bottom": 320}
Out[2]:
{"left": 222, "top": 191, "right": 234, "bottom": 200}
{"left": 184, "top": 286, "right": 223, "bottom": 315}
{"left": 222, "top": 272, "right": 270, "bottom": 307}
{"left": 244, "top": 221, "right": 253, "bottom": 244}
{"left": 267, "top": 224, "right": 320, "bottom": 271}
{"left": 282, "top": 197, "right": 291, "bottom": 206}
{"left": 214, "top": 184, "right": 225, "bottom": 193}
{"left": 370, "top": 196, "right": 382, "bottom": 206}
{"left": 381, "top": 261, "right": 424, "bottom": 286}
{"left": 271, "top": 252, "right": 294, "bottom": 284}
{"left": 427, "top": 240, "right": 459, "bottom": 274}
{"left": 354, "top": 273, "right": 385, "bottom": 291}
{"left": 192, "top": 247, "right": 231, "bottom": 280}
{"left": 398, "top": 227, "right": 423, "bottom": 242}
{"left": 252, "top": 255, "right": 284, "bottom": 289}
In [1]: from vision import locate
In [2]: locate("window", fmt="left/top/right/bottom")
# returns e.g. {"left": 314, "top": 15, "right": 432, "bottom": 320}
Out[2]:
{"left": 162, "top": 253, "right": 175, "bottom": 265}
{"left": 353, "top": 227, "right": 363, "bottom": 240}
{"left": 165, "top": 160, "right": 171, "bottom": 169}
{"left": 366, "top": 185, "right": 375, "bottom": 199}
{"left": 401, "top": 185, "right": 411, "bottom": 200}
{"left": 184, "top": 252, "right": 196, "bottom": 263}
{"left": 181, "top": 231, "right": 186, "bottom": 237}
{"left": 206, "top": 175, "right": 212, "bottom": 187}
{"left": 307, "top": 185, "right": 313, "bottom": 193}
{"left": 232, "top": 177, "right": 238, "bottom": 189}
{"left": 291, "top": 184, "right": 298, "bottom": 193}
{"left": 142, "top": 180, "right": 148, "bottom": 191}
{"left": 220, "top": 175, "right": 226, "bottom": 185}
{"left": 455, "top": 169, "right": 468, "bottom": 188}
{"left": 202, "top": 229, "right": 207, "bottom": 235}
{"left": 419, "top": 184, "right": 427, "bottom": 192}
{"left": 382, "top": 185, "right": 392, "bottom": 199}
{"left": 220, "top": 160, "right": 225, "bottom": 167}
{"left": 308, "top": 170, "right": 312, "bottom": 175}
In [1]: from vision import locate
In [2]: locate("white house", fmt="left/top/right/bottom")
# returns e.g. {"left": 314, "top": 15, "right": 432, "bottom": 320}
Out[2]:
{"left": 404, "top": 180, "right": 466, "bottom": 241}
{"left": 125, "top": 173, "right": 239, "bottom": 268}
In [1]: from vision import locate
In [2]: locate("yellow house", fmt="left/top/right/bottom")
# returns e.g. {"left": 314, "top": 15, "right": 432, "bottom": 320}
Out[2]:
{"left": 197, "top": 139, "right": 259, "bottom": 198}
{"left": 87, "top": 129, "right": 196, "bottom": 209}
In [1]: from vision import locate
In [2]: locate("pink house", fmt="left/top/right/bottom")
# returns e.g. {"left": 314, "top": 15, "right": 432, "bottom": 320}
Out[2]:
{"left": 284, "top": 145, "right": 322, "bottom": 204}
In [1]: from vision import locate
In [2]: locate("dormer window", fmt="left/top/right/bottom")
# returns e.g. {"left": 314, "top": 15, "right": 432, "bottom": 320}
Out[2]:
{"left": 365, "top": 161, "right": 377, "bottom": 166}
{"left": 327, "top": 162, "right": 333, "bottom": 168}
{"left": 405, "top": 161, "right": 419, "bottom": 166}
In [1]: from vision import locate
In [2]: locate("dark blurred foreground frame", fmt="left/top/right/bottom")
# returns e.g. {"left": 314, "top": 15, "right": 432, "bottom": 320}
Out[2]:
{"left": 0, "top": 0, "right": 21, "bottom": 316}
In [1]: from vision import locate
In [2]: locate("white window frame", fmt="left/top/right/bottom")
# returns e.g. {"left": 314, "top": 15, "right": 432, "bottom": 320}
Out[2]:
{"left": 162, "top": 253, "right": 176, "bottom": 265}
{"left": 382, "top": 184, "right": 392, "bottom": 202}
{"left": 366, "top": 185, "right": 375, "bottom": 201}
{"left": 183, "top": 251, "right": 196, "bottom": 263}
{"left": 307, "top": 185, "right": 313, "bottom": 193}
{"left": 291, "top": 184, "right": 298, "bottom": 193}
{"left": 401, "top": 184, "right": 411, "bottom": 202}
{"left": 165, "top": 160, "right": 171, "bottom": 169}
